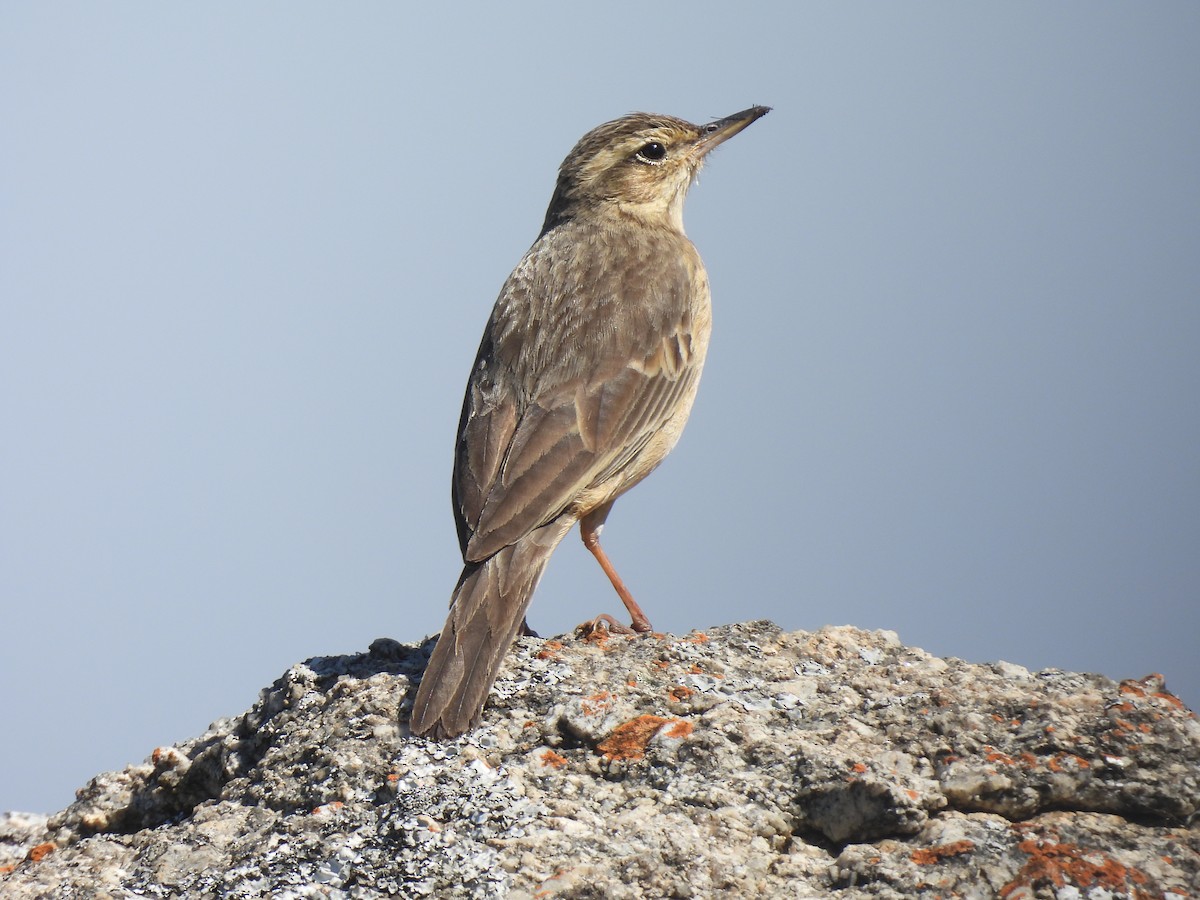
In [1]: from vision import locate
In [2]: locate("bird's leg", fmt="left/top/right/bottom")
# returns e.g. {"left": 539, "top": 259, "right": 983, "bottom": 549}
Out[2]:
{"left": 577, "top": 504, "right": 653, "bottom": 634}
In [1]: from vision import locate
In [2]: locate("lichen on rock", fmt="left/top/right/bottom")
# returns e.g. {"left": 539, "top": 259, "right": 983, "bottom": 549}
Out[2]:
{"left": 2, "top": 622, "right": 1197, "bottom": 898}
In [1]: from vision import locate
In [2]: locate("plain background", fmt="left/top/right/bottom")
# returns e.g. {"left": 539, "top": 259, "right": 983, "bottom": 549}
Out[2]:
{"left": 3, "top": 4, "right": 1197, "bottom": 815}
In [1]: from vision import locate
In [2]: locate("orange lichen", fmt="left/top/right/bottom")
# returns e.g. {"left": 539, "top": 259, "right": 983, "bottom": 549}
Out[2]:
{"left": 668, "top": 685, "right": 694, "bottom": 701}
{"left": 580, "top": 692, "right": 613, "bottom": 717}
{"left": 596, "top": 715, "right": 690, "bottom": 760}
{"left": 985, "top": 748, "right": 1016, "bottom": 766}
{"left": 1000, "top": 839, "right": 1155, "bottom": 899}
{"left": 26, "top": 843, "right": 55, "bottom": 862}
{"left": 539, "top": 750, "right": 568, "bottom": 769}
{"left": 911, "top": 840, "right": 975, "bottom": 865}
{"left": 597, "top": 715, "right": 670, "bottom": 761}
{"left": 663, "top": 719, "right": 693, "bottom": 739}
{"left": 685, "top": 633, "right": 710, "bottom": 643}
{"left": 1047, "top": 754, "right": 1091, "bottom": 773}
{"left": 535, "top": 641, "right": 563, "bottom": 660}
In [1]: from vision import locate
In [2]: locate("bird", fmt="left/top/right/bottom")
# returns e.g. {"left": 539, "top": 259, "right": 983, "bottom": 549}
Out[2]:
{"left": 409, "top": 105, "right": 770, "bottom": 739}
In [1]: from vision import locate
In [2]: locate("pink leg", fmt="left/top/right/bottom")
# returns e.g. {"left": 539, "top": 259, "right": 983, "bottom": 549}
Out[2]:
{"left": 578, "top": 504, "right": 653, "bottom": 634}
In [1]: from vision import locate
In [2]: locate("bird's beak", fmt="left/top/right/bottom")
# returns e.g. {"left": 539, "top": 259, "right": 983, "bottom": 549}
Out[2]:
{"left": 692, "top": 106, "right": 771, "bottom": 158}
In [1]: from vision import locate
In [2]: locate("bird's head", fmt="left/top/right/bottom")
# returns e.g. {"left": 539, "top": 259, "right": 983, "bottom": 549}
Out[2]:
{"left": 541, "top": 106, "right": 769, "bottom": 234}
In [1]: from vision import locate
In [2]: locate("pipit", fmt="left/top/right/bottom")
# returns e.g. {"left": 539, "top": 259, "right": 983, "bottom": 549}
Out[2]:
{"left": 410, "top": 106, "right": 770, "bottom": 739}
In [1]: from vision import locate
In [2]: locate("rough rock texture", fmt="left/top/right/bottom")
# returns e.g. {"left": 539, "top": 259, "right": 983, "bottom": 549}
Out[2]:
{"left": 2, "top": 622, "right": 1197, "bottom": 898}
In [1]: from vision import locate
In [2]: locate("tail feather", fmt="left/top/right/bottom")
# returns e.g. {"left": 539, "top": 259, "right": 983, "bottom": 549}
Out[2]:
{"left": 410, "top": 517, "right": 572, "bottom": 739}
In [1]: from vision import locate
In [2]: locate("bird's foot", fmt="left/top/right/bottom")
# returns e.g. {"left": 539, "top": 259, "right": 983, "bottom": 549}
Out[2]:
{"left": 575, "top": 613, "right": 653, "bottom": 640}
{"left": 519, "top": 617, "right": 540, "bottom": 638}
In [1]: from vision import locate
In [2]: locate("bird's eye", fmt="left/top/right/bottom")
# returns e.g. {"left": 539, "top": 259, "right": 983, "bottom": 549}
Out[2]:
{"left": 635, "top": 142, "right": 667, "bottom": 163}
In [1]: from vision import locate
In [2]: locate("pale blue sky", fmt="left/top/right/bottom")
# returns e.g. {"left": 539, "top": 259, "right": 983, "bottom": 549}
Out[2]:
{"left": 3, "top": 4, "right": 1198, "bottom": 814}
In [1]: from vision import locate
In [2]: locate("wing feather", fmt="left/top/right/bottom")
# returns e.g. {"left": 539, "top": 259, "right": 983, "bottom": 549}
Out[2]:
{"left": 452, "top": 224, "right": 708, "bottom": 563}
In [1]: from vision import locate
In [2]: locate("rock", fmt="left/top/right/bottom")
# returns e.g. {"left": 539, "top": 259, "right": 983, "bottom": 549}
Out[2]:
{"left": 2, "top": 622, "right": 1197, "bottom": 898}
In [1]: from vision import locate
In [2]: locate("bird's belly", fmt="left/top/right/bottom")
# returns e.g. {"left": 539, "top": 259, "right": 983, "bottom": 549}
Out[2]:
{"left": 567, "top": 367, "right": 704, "bottom": 519}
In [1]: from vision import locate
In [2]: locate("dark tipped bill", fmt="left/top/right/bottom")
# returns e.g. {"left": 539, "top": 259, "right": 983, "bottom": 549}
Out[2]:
{"left": 693, "top": 105, "right": 771, "bottom": 156}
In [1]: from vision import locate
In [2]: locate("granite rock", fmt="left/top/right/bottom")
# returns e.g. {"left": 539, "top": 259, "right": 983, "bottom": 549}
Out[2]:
{"left": 2, "top": 622, "right": 1197, "bottom": 898}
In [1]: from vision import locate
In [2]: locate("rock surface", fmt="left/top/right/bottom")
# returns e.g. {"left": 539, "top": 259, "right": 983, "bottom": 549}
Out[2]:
{"left": 2, "top": 622, "right": 1197, "bottom": 898}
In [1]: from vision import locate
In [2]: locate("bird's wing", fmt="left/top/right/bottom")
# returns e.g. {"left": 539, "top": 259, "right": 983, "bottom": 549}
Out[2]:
{"left": 453, "top": 241, "right": 706, "bottom": 563}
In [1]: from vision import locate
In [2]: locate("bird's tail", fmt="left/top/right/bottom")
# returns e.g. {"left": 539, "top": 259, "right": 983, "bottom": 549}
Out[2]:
{"left": 409, "top": 518, "right": 572, "bottom": 739}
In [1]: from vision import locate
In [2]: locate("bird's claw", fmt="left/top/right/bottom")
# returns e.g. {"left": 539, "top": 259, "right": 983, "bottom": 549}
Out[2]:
{"left": 575, "top": 613, "right": 651, "bottom": 639}
{"left": 519, "top": 617, "right": 540, "bottom": 638}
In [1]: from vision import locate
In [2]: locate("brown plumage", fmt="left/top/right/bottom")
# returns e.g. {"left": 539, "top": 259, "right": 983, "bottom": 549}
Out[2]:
{"left": 410, "top": 106, "right": 770, "bottom": 739}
